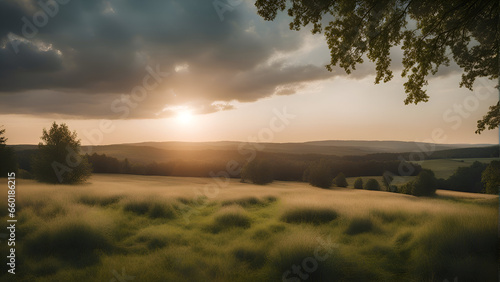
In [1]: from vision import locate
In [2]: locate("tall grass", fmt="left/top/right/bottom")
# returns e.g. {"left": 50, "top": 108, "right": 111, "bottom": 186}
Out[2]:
{"left": 210, "top": 205, "right": 252, "bottom": 232}
{"left": 345, "top": 217, "right": 374, "bottom": 235}
{"left": 281, "top": 206, "right": 338, "bottom": 224}
{"left": 24, "top": 220, "right": 114, "bottom": 267}
{"left": 77, "top": 194, "right": 122, "bottom": 207}
{"left": 1, "top": 175, "right": 497, "bottom": 281}
{"left": 123, "top": 198, "right": 177, "bottom": 219}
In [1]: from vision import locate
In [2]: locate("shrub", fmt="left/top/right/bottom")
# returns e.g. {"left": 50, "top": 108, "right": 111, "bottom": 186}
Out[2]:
{"left": 354, "top": 178, "right": 363, "bottom": 189}
{"left": 281, "top": 206, "right": 338, "bottom": 224}
{"left": 400, "top": 182, "right": 413, "bottom": 195}
{"left": 345, "top": 217, "right": 373, "bottom": 235}
{"left": 412, "top": 169, "right": 438, "bottom": 196}
{"left": 305, "top": 160, "right": 333, "bottom": 188}
{"left": 334, "top": 172, "right": 348, "bottom": 187}
{"left": 364, "top": 178, "right": 381, "bottom": 190}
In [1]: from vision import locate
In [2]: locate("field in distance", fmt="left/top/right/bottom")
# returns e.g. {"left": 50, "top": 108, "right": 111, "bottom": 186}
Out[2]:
{"left": 416, "top": 158, "right": 497, "bottom": 179}
{"left": 2, "top": 174, "right": 497, "bottom": 281}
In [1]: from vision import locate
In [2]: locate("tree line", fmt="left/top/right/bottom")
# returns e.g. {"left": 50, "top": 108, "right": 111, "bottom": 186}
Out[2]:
{"left": 2, "top": 122, "right": 498, "bottom": 196}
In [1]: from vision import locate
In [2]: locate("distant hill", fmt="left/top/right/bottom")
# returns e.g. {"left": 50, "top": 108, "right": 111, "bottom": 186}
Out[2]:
{"left": 118, "top": 140, "right": 493, "bottom": 156}
{"left": 10, "top": 140, "right": 496, "bottom": 165}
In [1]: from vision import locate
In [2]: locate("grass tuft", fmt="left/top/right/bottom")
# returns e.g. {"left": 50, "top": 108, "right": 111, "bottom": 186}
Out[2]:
{"left": 210, "top": 205, "right": 251, "bottom": 232}
{"left": 232, "top": 246, "right": 267, "bottom": 269}
{"left": 77, "top": 194, "right": 122, "bottom": 207}
{"left": 221, "top": 196, "right": 261, "bottom": 207}
{"left": 345, "top": 217, "right": 374, "bottom": 235}
{"left": 270, "top": 230, "right": 345, "bottom": 281}
{"left": 123, "top": 198, "right": 177, "bottom": 219}
{"left": 281, "top": 206, "right": 338, "bottom": 225}
{"left": 25, "top": 221, "right": 113, "bottom": 266}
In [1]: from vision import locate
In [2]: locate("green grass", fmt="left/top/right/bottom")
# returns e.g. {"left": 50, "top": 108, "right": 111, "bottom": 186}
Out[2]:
{"left": 281, "top": 206, "right": 338, "bottom": 225}
{"left": 415, "top": 158, "right": 496, "bottom": 179}
{"left": 0, "top": 174, "right": 497, "bottom": 281}
{"left": 24, "top": 221, "right": 114, "bottom": 267}
{"left": 123, "top": 198, "right": 177, "bottom": 219}
{"left": 345, "top": 217, "right": 374, "bottom": 235}
{"left": 77, "top": 194, "right": 122, "bottom": 207}
{"left": 209, "top": 205, "right": 252, "bottom": 232}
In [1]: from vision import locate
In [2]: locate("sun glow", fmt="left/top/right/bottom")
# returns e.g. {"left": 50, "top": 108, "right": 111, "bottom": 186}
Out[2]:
{"left": 176, "top": 109, "right": 193, "bottom": 124}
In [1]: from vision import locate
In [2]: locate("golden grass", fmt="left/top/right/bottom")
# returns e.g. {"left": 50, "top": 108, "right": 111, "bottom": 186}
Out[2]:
{"left": 0, "top": 174, "right": 497, "bottom": 281}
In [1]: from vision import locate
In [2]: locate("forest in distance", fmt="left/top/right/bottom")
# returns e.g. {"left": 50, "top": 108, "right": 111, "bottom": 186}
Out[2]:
{"left": 10, "top": 141, "right": 499, "bottom": 194}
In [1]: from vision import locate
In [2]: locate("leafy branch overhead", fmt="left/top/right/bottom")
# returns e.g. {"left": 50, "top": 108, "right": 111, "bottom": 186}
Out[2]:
{"left": 255, "top": 0, "right": 499, "bottom": 132}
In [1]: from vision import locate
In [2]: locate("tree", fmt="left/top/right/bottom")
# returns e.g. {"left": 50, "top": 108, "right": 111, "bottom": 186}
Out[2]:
{"left": 364, "top": 178, "right": 380, "bottom": 191}
{"left": 32, "top": 122, "right": 91, "bottom": 184}
{"left": 353, "top": 177, "right": 363, "bottom": 189}
{"left": 445, "top": 161, "right": 488, "bottom": 193}
{"left": 305, "top": 160, "right": 333, "bottom": 188}
{"left": 334, "top": 172, "right": 348, "bottom": 187}
{"left": 412, "top": 169, "right": 438, "bottom": 196}
{"left": 0, "top": 127, "right": 17, "bottom": 176}
{"left": 481, "top": 161, "right": 500, "bottom": 194}
{"left": 255, "top": 0, "right": 499, "bottom": 133}
{"left": 241, "top": 159, "right": 274, "bottom": 185}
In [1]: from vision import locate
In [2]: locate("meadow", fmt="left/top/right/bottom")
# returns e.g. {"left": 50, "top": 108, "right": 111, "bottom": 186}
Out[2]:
{"left": 416, "top": 158, "right": 496, "bottom": 179}
{"left": 0, "top": 174, "right": 498, "bottom": 281}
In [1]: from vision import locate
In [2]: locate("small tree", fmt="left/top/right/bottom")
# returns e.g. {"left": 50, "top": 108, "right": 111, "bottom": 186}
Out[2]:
{"left": 364, "top": 179, "right": 380, "bottom": 191}
{"left": 334, "top": 172, "right": 348, "bottom": 187}
{"left": 353, "top": 178, "right": 363, "bottom": 189}
{"left": 0, "top": 127, "right": 17, "bottom": 176}
{"left": 32, "top": 122, "right": 91, "bottom": 184}
{"left": 241, "top": 159, "right": 273, "bottom": 185}
{"left": 412, "top": 169, "right": 438, "bottom": 196}
{"left": 482, "top": 161, "right": 500, "bottom": 194}
{"left": 306, "top": 160, "right": 332, "bottom": 189}
{"left": 0, "top": 129, "right": 17, "bottom": 177}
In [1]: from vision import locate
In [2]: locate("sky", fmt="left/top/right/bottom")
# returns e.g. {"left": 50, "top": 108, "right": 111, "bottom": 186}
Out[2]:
{"left": 0, "top": 0, "right": 498, "bottom": 146}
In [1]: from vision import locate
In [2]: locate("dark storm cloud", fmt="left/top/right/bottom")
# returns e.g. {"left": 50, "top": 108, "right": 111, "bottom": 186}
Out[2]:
{"left": 0, "top": 0, "right": 354, "bottom": 119}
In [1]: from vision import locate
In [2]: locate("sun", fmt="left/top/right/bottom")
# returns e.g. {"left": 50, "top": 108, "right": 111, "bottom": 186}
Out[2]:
{"left": 176, "top": 109, "right": 193, "bottom": 124}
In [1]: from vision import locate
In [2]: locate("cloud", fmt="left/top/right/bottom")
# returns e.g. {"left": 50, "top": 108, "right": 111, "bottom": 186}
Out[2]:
{"left": 0, "top": 0, "right": 376, "bottom": 119}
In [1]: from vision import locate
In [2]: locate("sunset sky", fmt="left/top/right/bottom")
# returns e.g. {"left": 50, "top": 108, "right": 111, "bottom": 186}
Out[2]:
{"left": 0, "top": 0, "right": 498, "bottom": 145}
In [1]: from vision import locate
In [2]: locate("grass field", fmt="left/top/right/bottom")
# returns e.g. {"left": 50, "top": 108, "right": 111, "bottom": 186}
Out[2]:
{"left": 416, "top": 158, "right": 497, "bottom": 179}
{"left": 0, "top": 174, "right": 498, "bottom": 281}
